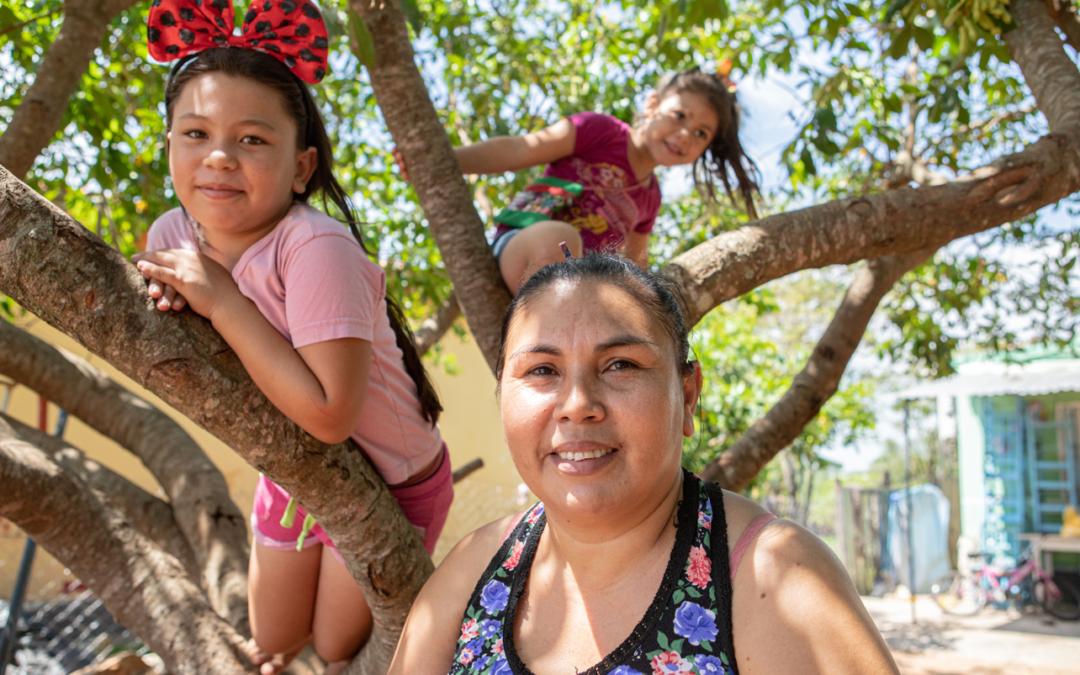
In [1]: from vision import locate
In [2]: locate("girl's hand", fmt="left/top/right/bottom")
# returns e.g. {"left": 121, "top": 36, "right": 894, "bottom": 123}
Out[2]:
{"left": 145, "top": 278, "right": 188, "bottom": 312}
{"left": 133, "top": 249, "right": 241, "bottom": 321}
{"left": 391, "top": 146, "right": 411, "bottom": 183}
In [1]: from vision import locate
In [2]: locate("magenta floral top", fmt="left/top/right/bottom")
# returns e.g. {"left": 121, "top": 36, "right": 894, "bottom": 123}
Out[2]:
{"left": 448, "top": 472, "right": 738, "bottom": 675}
{"left": 494, "top": 112, "right": 662, "bottom": 255}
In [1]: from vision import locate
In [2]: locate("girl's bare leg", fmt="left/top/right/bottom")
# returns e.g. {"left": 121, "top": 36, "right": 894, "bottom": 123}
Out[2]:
{"left": 313, "top": 545, "right": 373, "bottom": 674}
{"left": 249, "top": 541, "right": 322, "bottom": 674}
{"left": 498, "top": 220, "right": 584, "bottom": 294}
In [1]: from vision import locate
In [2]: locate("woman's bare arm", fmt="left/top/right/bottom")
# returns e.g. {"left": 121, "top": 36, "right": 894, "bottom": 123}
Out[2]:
{"left": 388, "top": 515, "right": 518, "bottom": 675}
{"left": 730, "top": 515, "right": 899, "bottom": 675}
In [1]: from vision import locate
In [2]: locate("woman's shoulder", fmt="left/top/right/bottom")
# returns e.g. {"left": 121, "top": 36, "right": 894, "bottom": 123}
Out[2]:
{"left": 715, "top": 487, "right": 900, "bottom": 674}
{"left": 437, "top": 511, "right": 525, "bottom": 579}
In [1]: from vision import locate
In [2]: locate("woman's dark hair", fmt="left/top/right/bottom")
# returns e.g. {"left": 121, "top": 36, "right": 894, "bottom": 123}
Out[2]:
{"left": 655, "top": 66, "right": 760, "bottom": 219}
{"left": 495, "top": 255, "right": 694, "bottom": 383}
{"left": 164, "top": 48, "right": 442, "bottom": 424}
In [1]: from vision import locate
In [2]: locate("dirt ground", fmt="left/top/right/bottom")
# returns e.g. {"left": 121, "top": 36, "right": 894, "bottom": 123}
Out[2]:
{"left": 862, "top": 595, "right": 1080, "bottom": 675}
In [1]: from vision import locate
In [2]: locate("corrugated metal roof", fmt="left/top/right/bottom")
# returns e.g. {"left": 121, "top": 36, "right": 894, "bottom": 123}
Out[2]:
{"left": 897, "top": 359, "right": 1080, "bottom": 399}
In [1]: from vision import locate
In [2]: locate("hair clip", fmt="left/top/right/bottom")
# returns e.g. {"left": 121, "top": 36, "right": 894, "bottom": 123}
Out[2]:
{"left": 715, "top": 58, "right": 737, "bottom": 94}
{"left": 147, "top": 0, "right": 330, "bottom": 83}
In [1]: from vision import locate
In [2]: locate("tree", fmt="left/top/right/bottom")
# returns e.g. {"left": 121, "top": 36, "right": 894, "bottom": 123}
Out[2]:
{"left": 2, "top": 0, "right": 1079, "bottom": 672}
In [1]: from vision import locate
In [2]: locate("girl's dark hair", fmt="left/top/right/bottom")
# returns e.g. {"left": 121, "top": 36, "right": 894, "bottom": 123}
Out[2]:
{"left": 655, "top": 66, "right": 760, "bottom": 219}
{"left": 164, "top": 48, "right": 442, "bottom": 424}
{"left": 495, "top": 255, "right": 694, "bottom": 383}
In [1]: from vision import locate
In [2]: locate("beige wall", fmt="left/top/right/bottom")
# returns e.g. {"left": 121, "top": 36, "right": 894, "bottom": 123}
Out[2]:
{"left": 1, "top": 315, "right": 522, "bottom": 600}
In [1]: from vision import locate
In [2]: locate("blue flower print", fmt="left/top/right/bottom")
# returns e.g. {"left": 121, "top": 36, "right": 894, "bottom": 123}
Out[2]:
{"left": 673, "top": 601, "right": 718, "bottom": 646}
{"left": 480, "top": 619, "right": 501, "bottom": 639}
{"left": 481, "top": 580, "right": 510, "bottom": 614}
{"left": 610, "top": 667, "right": 645, "bottom": 675}
{"left": 465, "top": 638, "right": 485, "bottom": 656}
{"left": 473, "top": 655, "right": 491, "bottom": 672}
{"left": 695, "top": 654, "right": 728, "bottom": 675}
{"left": 491, "top": 655, "right": 512, "bottom": 675}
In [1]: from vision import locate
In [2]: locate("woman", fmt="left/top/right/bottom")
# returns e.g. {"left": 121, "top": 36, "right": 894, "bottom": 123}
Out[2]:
{"left": 390, "top": 255, "right": 899, "bottom": 675}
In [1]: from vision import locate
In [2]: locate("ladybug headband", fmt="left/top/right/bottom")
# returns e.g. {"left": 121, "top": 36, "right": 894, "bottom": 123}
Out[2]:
{"left": 147, "top": 0, "right": 330, "bottom": 83}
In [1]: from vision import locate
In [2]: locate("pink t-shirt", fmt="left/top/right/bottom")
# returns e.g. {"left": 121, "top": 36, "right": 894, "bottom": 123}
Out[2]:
{"left": 147, "top": 204, "right": 443, "bottom": 484}
{"left": 496, "top": 112, "right": 662, "bottom": 254}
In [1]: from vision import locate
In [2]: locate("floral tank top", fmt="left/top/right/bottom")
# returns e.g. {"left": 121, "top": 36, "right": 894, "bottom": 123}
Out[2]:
{"left": 449, "top": 472, "right": 738, "bottom": 675}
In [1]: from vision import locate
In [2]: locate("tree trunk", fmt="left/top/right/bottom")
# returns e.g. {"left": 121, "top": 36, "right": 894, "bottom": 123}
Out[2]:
{"left": 0, "top": 417, "right": 254, "bottom": 675}
{"left": 0, "top": 0, "right": 140, "bottom": 178}
{"left": 0, "top": 167, "right": 429, "bottom": 675}
{"left": 0, "top": 411, "right": 201, "bottom": 581}
{"left": 0, "top": 319, "right": 250, "bottom": 629}
{"left": 351, "top": 0, "right": 512, "bottom": 371}
{"left": 701, "top": 247, "right": 938, "bottom": 490}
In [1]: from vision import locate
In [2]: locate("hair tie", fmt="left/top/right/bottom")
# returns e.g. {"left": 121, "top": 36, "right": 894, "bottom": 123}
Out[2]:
{"left": 715, "top": 58, "right": 737, "bottom": 94}
{"left": 147, "top": 0, "right": 330, "bottom": 83}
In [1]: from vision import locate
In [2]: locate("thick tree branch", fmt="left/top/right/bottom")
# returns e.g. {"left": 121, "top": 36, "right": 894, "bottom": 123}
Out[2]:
{"left": 0, "top": 417, "right": 253, "bottom": 675}
{"left": 664, "top": 130, "right": 1080, "bottom": 326}
{"left": 415, "top": 294, "right": 462, "bottom": 356}
{"left": 1047, "top": 0, "right": 1080, "bottom": 53}
{"left": 0, "top": 412, "right": 200, "bottom": 580}
{"left": 0, "top": 320, "right": 249, "bottom": 631}
{"left": 0, "top": 169, "right": 431, "bottom": 675}
{"left": 701, "top": 248, "right": 937, "bottom": 491}
{"left": 0, "top": 0, "right": 140, "bottom": 178}
{"left": 1008, "top": 0, "right": 1080, "bottom": 132}
{"left": 350, "top": 0, "right": 512, "bottom": 370}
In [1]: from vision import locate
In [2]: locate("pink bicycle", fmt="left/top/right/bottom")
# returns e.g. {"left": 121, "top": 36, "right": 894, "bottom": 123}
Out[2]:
{"left": 930, "top": 540, "right": 1080, "bottom": 620}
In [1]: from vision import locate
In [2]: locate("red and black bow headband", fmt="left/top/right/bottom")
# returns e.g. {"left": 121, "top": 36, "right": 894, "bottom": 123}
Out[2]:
{"left": 147, "top": 0, "right": 330, "bottom": 83}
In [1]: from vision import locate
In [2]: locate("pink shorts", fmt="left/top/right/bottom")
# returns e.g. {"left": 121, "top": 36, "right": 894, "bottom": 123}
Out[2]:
{"left": 251, "top": 444, "right": 453, "bottom": 563}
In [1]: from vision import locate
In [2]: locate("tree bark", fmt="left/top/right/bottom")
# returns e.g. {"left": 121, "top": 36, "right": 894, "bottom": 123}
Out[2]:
{"left": 701, "top": 247, "right": 937, "bottom": 491}
{"left": 696, "top": 0, "right": 1080, "bottom": 490}
{"left": 663, "top": 133, "right": 1079, "bottom": 327}
{"left": 0, "top": 0, "right": 140, "bottom": 178}
{"left": 1008, "top": 0, "right": 1080, "bottom": 132}
{"left": 415, "top": 294, "right": 462, "bottom": 356}
{"left": 350, "top": 0, "right": 512, "bottom": 370}
{"left": 0, "top": 168, "right": 430, "bottom": 675}
{"left": 0, "top": 417, "right": 254, "bottom": 675}
{"left": 1047, "top": 0, "right": 1080, "bottom": 54}
{"left": 0, "top": 319, "right": 250, "bottom": 631}
{"left": 0, "top": 411, "right": 202, "bottom": 580}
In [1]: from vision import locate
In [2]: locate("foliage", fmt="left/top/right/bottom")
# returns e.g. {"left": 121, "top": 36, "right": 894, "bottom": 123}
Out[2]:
{"left": 682, "top": 270, "right": 877, "bottom": 485}
{"left": 1, "top": 0, "right": 1077, "bottom": 482}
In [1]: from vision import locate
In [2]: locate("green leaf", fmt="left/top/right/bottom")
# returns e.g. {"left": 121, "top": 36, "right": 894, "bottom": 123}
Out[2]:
{"left": 883, "top": 0, "right": 914, "bottom": 22}
{"left": 347, "top": 10, "right": 376, "bottom": 67}
{"left": 657, "top": 632, "right": 670, "bottom": 651}
{"left": 399, "top": 0, "right": 424, "bottom": 34}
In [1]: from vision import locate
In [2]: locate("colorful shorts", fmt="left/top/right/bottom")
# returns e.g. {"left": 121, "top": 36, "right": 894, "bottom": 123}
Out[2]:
{"left": 250, "top": 444, "right": 454, "bottom": 563}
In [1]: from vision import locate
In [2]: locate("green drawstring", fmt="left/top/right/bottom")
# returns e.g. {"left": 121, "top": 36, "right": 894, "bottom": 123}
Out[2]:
{"left": 297, "top": 513, "right": 317, "bottom": 552}
{"left": 279, "top": 495, "right": 320, "bottom": 552}
{"left": 280, "top": 497, "right": 299, "bottom": 528}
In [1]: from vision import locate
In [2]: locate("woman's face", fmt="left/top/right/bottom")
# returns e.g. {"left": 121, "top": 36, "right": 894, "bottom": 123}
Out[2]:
{"left": 499, "top": 281, "right": 702, "bottom": 520}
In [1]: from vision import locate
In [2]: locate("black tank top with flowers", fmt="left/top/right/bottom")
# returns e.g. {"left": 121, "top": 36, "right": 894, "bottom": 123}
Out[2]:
{"left": 448, "top": 471, "right": 738, "bottom": 675}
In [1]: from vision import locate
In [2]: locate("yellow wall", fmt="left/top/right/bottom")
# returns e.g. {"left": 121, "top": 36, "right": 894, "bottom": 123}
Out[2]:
{"left": 0, "top": 315, "right": 522, "bottom": 600}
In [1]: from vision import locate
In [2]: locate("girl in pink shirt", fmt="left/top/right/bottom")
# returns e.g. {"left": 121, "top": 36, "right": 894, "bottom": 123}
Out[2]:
{"left": 395, "top": 65, "right": 760, "bottom": 293}
{"left": 133, "top": 2, "right": 450, "bottom": 673}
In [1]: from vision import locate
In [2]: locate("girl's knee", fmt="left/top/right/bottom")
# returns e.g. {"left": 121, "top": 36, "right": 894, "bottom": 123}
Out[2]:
{"left": 313, "top": 628, "right": 369, "bottom": 665}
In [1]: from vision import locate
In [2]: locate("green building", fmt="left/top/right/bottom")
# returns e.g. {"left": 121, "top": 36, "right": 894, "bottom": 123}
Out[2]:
{"left": 900, "top": 346, "right": 1080, "bottom": 568}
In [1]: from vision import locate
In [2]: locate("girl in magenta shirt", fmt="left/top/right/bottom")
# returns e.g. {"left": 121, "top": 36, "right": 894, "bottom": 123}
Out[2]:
{"left": 134, "top": 2, "right": 451, "bottom": 673}
{"left": 395, "top": 66, "right": 759, "bottom": 293}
